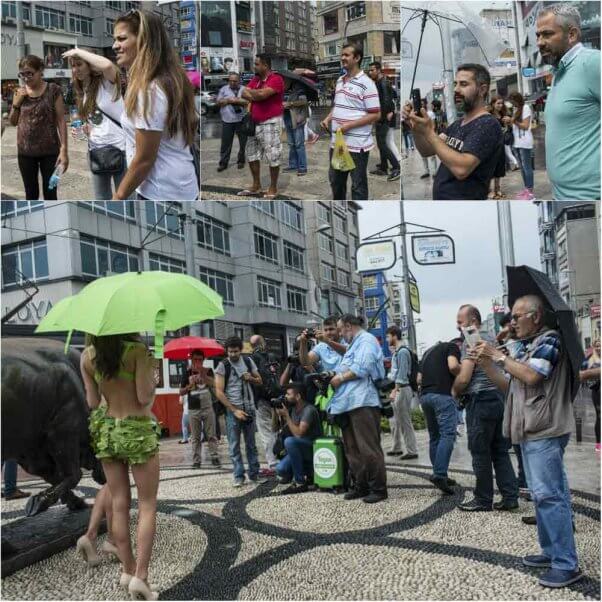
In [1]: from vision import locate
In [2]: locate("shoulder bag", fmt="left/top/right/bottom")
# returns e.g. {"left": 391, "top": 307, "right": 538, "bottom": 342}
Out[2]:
{"left": 88, "top": 106, "right": 126, "bottom": 175}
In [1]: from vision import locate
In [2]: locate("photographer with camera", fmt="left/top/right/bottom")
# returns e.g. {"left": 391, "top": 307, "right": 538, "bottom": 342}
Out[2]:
{"left": 328, "top": 314, "right": 388, "bottom": 504}
{"left": 179, "top": 349, "right": 219, "bottom": 468}
{"left": 249, "top": 334, "right": 281, "bottom": 478}
{"left": 280, "top": 337, "right": 318, "bottom": 405}
{"left": 214, "top": 336, "right": 265, "bottom": 487}
{"left": 298, "top": 316, "right": 347, "bottom": 372}
{"left": 273, "top": 382, "right": 322, "bottom": 494}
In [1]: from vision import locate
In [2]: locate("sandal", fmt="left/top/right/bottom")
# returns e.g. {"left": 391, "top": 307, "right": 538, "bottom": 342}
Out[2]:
{"left": 263, "top": 192, "right": 278, "bottom": 200}
{"left": 236, "top": 189, "right": 264, "bottom": 197}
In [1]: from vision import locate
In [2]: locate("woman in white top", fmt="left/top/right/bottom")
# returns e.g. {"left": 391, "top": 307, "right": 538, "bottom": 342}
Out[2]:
{"left": 111, "top": 9, "right": 199, "bottom": 201}
{"left": 507, "top": 92, "right": 535, "bottom": 201}
{"left": 64, "top": 48, "right": 126, "bottom": 200}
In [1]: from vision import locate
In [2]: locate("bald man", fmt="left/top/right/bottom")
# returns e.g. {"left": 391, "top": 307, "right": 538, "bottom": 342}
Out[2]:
{"left": 250, "top": 334, "right": 280, "bottom": 476}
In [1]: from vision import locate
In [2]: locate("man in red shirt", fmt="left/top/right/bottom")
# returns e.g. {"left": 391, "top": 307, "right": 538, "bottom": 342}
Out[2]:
{"left": 239, "top": 54, "right": 285, "bottom": 199}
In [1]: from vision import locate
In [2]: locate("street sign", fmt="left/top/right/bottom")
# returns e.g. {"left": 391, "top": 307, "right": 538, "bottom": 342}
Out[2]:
{"left": 356, "top": 240, "right": 397, "bottom": 273}
{"left": 522, "top": 67, "right": 536, "bottom": 78}
{"left": 411, "top": 234, "right": 455, "bottom": 265}
{"left": 409, "top": 282, "right": 420, "bottom": 314}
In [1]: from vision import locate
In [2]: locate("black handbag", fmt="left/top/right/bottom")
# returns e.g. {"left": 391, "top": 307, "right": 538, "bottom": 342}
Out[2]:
{"left": 503, "top": 127, "right": 514, "bottom": 146}
{"left": 240, "top": 110, "right": 256, "bottom": 136}
{"left": 88, "top": 106, "right": 126, "bottom": 175}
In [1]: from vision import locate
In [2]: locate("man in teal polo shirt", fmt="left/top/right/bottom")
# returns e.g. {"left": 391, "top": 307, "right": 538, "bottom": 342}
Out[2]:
{"left": 537, "top": 4, "right": 601, "bottom": 201}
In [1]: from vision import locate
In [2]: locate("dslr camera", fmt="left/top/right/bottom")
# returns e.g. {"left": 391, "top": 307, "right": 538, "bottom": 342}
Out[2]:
{"left": 305, "top": 327, "right": 317, "bottom": 339}
{"left": 270, "top": 394, "right": 287, "bottom": 410}
{"left": 305, "top": 371, "right": 337, "bottom": 396}
{"left": 372, "top": 377, "right": 396, "bottom": 418}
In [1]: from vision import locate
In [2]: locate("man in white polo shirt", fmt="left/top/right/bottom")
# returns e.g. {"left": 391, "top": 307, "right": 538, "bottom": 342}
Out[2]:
{"left": 320, "top": 42, "right": 381, "bottom": 200}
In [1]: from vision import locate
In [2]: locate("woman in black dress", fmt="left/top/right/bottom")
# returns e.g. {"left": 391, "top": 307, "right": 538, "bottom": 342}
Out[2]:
{"left": 488, "top": 96, "right": 509, "bottom": 199}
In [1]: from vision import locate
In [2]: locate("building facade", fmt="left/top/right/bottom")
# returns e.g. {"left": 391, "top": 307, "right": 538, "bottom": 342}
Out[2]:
{"left": 316, "top": 0, "right": 400, "bottom": 95}
{"left": 179, "top": 0, "right": 198, "bottom": 71}
{"left": 361, "top": 270, "right": 396, "bottom": 357}
{"left": 1, "top": 0, "right": 180, "bottom": 101}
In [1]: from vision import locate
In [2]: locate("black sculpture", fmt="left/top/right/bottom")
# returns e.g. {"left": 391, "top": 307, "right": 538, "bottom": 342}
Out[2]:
{"left": 1, "top": 337, "right": 105, "bottom": 516}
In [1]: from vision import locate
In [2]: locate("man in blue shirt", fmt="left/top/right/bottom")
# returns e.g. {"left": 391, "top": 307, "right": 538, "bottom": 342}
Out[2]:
{"left": 328, "top": 314, "right": 387, "bottom": 504}
{"left": 537, "top": 4, "right": 600, "bottom": 200}
{"left": 299, "top": 315, "right": 347, "bottom": 372}
{"left": 216, "top": 72, "right": 249, "bottom": 172}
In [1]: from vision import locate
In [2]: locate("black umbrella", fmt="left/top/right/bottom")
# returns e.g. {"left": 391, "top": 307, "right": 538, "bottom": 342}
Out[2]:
{"left": 277, "top": 70, "right": 319, "bottom": 102}
{"left": 507, "top": 265, "right": 584, "bottom": 398}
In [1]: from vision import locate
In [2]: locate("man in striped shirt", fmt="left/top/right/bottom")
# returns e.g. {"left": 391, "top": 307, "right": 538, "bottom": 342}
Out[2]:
{"left": 320, "top": 42, "right": 381, "bottom": 200}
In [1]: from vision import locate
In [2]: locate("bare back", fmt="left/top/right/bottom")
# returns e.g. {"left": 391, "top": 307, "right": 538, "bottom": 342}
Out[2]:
{"left": 81, "top": 342, "right": 157, "bottom": 419}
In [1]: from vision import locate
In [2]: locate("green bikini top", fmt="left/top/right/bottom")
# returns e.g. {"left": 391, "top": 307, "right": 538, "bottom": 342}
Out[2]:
{"left": 93, "top": 341, "right": 141, "bottom": 385}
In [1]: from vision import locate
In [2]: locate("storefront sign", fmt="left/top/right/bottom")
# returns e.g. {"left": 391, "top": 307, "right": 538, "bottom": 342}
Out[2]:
{"left": 356, "top": 240, "right": 397, "bottom": 273}
{"left": 591, "top": 305, "right": 601, "bottom": 319}
{"left": 240, "top": 39, "right": 254, "bottom": 49}
{"left": 200, "top": 47, "right": 236, "bottom": 74}
{"left": 411, "top": 234, "right": 456, "bottom": 265}
{"left": 409, "top": 282, "right": 420, "bottom": 314}
{"left": 3, "top": 299, "right": 53, "bottom": 324}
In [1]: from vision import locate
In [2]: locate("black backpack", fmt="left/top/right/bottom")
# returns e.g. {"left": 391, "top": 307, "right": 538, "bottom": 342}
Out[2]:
{"left": 223, "top": 356, "right": 254, "bottom": 393}
{"left": 251, "top": 350, "right": 282, "bottom": 401}
{"left": 398, "top": 346, "right": 420, "bottom": 392}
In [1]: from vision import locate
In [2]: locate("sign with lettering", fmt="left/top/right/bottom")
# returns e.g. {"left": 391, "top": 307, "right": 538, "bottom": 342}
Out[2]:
{"left": 411, "top": 235, "right": 456, "bottom": 265}
{"left": 356, "top": 240, "right": 397, "bottom": 273}
{"left": 3, "top": 299, "right": 53, "bottom": 324}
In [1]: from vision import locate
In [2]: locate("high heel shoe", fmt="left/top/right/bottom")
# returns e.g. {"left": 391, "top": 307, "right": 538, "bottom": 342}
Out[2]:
{"left": 120, "top": 573, "right": 134, "bottom": 588}
{"left": 128, "top": 577, "right": 158, "bottom": 600}
{"left": 75, "top": 535, "right": 101, "bottom": 567}
{"left": 101, "top": 540, "right": 120, "bottom": 561}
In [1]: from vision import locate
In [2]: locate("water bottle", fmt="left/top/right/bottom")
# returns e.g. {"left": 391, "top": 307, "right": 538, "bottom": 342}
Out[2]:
{"left": 70, "top": 107, "right": 86, "bottom": 141}
{"left": 48, "top": 165, "right": 63, "bottom": 190}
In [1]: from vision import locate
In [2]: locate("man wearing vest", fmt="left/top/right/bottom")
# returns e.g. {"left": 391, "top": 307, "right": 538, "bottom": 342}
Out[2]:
{"left": 214, "top": 336, "right": 266, "bottom": 487}
{"left": 473, "top": 295, "right": 582, "bottom": 589}
{"left": 386, "top": 326, "right": 418, "bottom": 460}
{"left": 453, "top": 305, "right": 518, "bottom": 512}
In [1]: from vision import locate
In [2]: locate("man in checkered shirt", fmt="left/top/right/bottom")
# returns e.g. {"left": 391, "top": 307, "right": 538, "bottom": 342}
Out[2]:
{"left": 320, "top": 42, "right": 381, "bottom": 200}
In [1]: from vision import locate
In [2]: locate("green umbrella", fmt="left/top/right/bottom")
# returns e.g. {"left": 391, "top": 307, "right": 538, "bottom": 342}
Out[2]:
{"left": 35, "top": 271, "right": 224, "bottom": 358}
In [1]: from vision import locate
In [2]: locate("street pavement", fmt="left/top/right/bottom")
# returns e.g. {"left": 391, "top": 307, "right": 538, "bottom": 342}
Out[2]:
{"left": 1, "top": 125, "right": 96, "bottom": 201}
{"left": 402, "top": 123, "right": 553, "bottom": 201}
{"left": 2, "top": 402, "right": 599, "bottom": 601}
{"left": 201, "top": 109, "right": 401, "bottom": 201}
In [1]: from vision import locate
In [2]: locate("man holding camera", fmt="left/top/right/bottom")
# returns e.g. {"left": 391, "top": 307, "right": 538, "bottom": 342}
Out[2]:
{"left": 216, "top": 72, "right": 249, "bottom": 172}
{"left": 328, "top": 314, "right": 388, "bottom": 504}
{"left": 453, "top": 305, "right": 518, "bottom": 512}
{"left": 179, "top": 349, "right": 219, "bottom": 469}
{"left": 386, "top": 326, "right": 418, "bottom": 460}
{"left": 299, "top": 316, "right": 347, "bottom": 372}
{"left": 214, "top": 336, "right": 265, "bottom": 487}
{"left": 274, "top": 383, "right": 322, "bottom": 494}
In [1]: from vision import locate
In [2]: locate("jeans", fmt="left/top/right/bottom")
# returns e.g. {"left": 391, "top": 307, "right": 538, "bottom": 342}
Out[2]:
{"left": 420, "top": 393, "right": 457, "bottom": 478}
{"left": 2, "top": 460, "right": 17, "bottom": 496}
{"left": 90, "top": 160, "right": 126, "bottom": 200}
{"left": 457, "top": 407, "right": 465, "bottom": 425}
{"left": 375, "top": 121, "right": 399, "bottom": 172}
{"left": 276, "top": 436, "right": 314, "bottom": 484}
{"left": 219, "top": 120, "right": 247, "bottom": 167}
{"left": 181, "top": 410, "right": 190, "bottom": 441}
{"left": 17, "top": 154, "right": 58, "bottom": 200}
{"left": 225, "top": 409, "right": 260, "bottom": 480}
{"left": 514, "top": 146, "right": 534, "bottom": 189}
{"left": 521, "top": 434, "right": 578, "bottom": 571}
{"left": 402, "top": 130, "right": 415, "bottom": 150}
{"left": 328, "top": 148, "right": 370, "bottom": 200}
{"left": 284, "top": 113, "right": 307, "bottom": 172}
{"left": 466, "top": 389, "right": 518, "bottom": 506}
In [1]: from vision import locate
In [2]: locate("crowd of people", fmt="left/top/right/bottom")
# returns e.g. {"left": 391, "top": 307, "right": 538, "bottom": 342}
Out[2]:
{"left": 214, "top": 42, "right": 400, "bottom": 201}
{"left": 6, "top": 9, "right": 199, "bottom": 201}
{"left": 43, "top": 292, "right": 600, "bottom": 597}
{"left": 402, "top": 3, "right": 600, "bottom": 201}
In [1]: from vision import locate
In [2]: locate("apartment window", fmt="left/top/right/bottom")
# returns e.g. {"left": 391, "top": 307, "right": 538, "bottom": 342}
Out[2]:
{"left": 254, "top": 228, "right": 279, "bottom": 263}
{"left": 362, "top": 275, "right": 377, "bottom": 289}
{"left": 323, "top": 10, "right": 338, "bottom": 34}
{"left": 364, "top": 296, "right": 380, "bottom": 311}
{"left": 148, "top": 253, "right": 185, "bottom": 273}
{"left": 3, "top": 2, "right": 31, "bottom": 20}
{"left": 35, "top": 6, "right": 65, "bottom": 29}
{"left": 197, "top": 214, "right": 231, "bottom": 255}
{"left": 346, "top": 1, "right": 366, "bottom": 21}
{"left": 80, "top": 235, "right": 139, "bottom": 277}
{"left": 384, "top": 30, "right": 401, "bottom": 54}
{"left": 80, "top": 201, "right": 136, "bottom": 222}
{"left": 337, "top": 269, "right": 350, "bottom": 288}
{"left": 251, "top": 200, "right": 276, "bottom": 216}
{"left": 69, "top": 14, "right": 93, "bottom": 36}
{"left": 257, "top": 277, "right": 281, "bottom": 308}
{"left": 335, "top": 241, "right": 348, "bottom": 261}
{"left": 318, "top": 232, "right": 333, "bottom": 254}
{"left": 1, "top": 201, "right": 43, "bottom": 218}
{"left": 180, "top": 6, "right": 193, "bottom": 18}
{"left": 326, "top": 42, "right": 337, "bottom": 56}
{"left": 283, "top": 241, "right": 305, "bottom": 273}
{"left": 199, "top": 267, "right": 234, "bottom": 304}
{"left": 350, "top": 233, "right": 359, "bottom": 258}
{"left": 145, "top": 202, "right": 183, "bottom": 239}
{"left": 350, "top": 211, "right": 358, "bottom": 229}
{"left": 321, "top": 262, "right": 335, "bottom": 283}
{"left": 275, "top": 33, "right": 281, "bottom": 48}
{"left": 106, "top": 18, "right": 114, "bottom": 35}
{"left": 287, "top": 285, "right": 307, "bottom": 314}
{"left": 281, "top": 202, "right": 303, "bottom": 231}
{"left": 333, "top": 213, "right": 347, "bottom": 234}
{"left": 105, "top": 1, "right": 122, "bottom": 10}
{"left": 317, "top": 203, "right": 331, "bottom": 225}
{"left": 2, "top": 239, "right": 49, "bottom": 286}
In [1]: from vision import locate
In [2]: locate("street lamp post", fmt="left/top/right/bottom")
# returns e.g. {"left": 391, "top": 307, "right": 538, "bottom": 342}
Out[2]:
{"left": 399, "top": 201, "right": 417, "bottom": 352}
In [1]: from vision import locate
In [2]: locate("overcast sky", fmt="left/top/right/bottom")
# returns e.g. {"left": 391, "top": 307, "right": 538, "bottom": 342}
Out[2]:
{"left": 402, "top": 0, "right": 514, "bottom": 100}
{"left": 357, "top": 201, "right": 541, "bottom": 352}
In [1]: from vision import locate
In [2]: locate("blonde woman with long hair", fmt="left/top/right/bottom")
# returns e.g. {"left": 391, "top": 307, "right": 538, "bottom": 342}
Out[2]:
{"left": 63, "top": 48, "right": 127, "bottom": 200}
{"left": 111, "top": 9, "right": 199, "bottom": 200}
